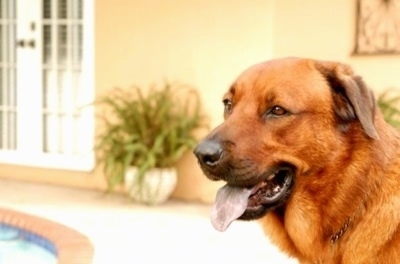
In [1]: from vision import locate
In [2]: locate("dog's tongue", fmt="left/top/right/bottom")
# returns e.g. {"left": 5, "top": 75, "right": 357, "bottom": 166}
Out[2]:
{"left": 211, "top": 184, "right": 252, "bottom": 232}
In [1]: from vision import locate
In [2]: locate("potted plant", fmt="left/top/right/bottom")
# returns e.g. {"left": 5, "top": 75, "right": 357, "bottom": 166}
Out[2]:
{"left": 377, "top": 88, "right": 400, "bottom": 128}
{"left": 95, "top": 81, "right": 207, "bottom": 205}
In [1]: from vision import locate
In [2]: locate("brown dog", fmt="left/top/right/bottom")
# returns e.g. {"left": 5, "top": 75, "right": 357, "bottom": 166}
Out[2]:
{"left": 194, "top": 57, "right": 400, "bottom": 263}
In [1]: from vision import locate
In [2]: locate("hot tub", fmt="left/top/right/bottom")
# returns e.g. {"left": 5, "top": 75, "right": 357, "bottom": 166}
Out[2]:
{"left": 0, "top": 208, "right": 93, "bottom": 264}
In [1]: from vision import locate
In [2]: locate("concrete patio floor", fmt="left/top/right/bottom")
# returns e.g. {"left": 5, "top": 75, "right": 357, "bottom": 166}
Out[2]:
{"left": 0, "top": 178, "right": 297, "bottom": 264}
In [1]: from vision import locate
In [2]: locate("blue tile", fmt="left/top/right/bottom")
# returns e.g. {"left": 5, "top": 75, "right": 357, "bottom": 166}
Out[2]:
{"left": 0, "top": 223, "right": 57, "bottom": 256}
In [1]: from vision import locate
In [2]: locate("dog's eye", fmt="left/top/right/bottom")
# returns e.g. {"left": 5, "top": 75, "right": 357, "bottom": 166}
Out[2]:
{"left": 269, "top": 106, "right": 288, "bottom": 117}
{"left": 223, "top": 99, "right": 233, "bottom": 114}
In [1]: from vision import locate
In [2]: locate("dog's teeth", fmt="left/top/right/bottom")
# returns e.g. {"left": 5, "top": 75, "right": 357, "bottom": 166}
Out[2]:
{"left": 267, "top": 173, "right": 276, "bottom": 180}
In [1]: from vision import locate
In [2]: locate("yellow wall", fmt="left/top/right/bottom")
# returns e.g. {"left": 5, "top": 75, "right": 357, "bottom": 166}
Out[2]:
{"left": 95, "top": 0, "right": 275, "bottom": 202}
{"left": 1, "top": 0, "right": 399, "bottom": 203}
{"left": 273, "top": 0, "right": 400, "bottom": 92}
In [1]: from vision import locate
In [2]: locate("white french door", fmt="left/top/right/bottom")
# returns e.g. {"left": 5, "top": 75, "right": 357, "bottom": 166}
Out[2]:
{"left": 0, "top": 0, "right": 94, "bottom": 170}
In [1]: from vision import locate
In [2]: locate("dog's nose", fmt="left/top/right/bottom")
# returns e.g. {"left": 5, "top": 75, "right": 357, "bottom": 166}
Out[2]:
{"left": 193, "top": 140, "right": 223, "bottom": 167}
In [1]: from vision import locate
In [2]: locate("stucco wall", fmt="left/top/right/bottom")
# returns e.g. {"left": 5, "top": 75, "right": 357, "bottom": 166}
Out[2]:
{"left": 272, "top": 0, "right": 400, "bottom": 92}
{"left": 96, "top": 0, "right": 275, "bottom": 202}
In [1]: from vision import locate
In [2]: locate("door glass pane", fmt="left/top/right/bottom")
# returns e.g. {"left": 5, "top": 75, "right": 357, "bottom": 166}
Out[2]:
{"left": 58, "top": 25, "right": 67, "bottom": 64}
{"left": 0, "top": 0, "right": 17, "bottom": 150}
{"left": 72, "top": 0, "right": 83, "bottom": 19}
{"left": 43, "top": 25, "right": 51, "bottom": 63}
{"left": 42, "top": 0, "right": 84, "bottom": 154}
{"left": 43, "top": 0, "right": 51, "bottom": 19}
{"left": 58, "top": 0, "right": 67, "bottom": 19}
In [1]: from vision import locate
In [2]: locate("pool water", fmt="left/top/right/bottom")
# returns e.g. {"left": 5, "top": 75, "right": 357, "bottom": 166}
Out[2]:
{"left": 0, "top": 224, "right": 57, "bottom": 264}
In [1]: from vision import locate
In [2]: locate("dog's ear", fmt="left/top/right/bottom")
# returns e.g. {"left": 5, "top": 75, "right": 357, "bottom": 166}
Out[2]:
{"left": 315, "top": 61, "right": 379, "bottom": 139}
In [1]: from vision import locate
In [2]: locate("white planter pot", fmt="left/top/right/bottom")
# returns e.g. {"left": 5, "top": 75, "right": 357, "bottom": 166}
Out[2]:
{"left": 124, "top": 167, "right": 178, "bottom": 205}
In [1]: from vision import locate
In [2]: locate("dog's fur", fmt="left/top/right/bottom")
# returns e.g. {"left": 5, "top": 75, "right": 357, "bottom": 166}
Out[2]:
{"left": 194, "top": 58, "right": 400, "bottom": 263}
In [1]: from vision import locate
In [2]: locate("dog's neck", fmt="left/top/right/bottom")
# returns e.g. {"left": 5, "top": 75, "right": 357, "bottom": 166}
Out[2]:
{"left": 329, "top": 192, "right": 368, "bottom": 244}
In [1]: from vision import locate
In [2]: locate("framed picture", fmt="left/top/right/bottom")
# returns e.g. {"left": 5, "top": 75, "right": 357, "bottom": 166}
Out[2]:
{"left": 354, "top": 0, "right": 400, "bottom": 55}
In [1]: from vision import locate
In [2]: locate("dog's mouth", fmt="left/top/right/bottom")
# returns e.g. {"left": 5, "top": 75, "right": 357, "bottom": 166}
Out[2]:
{"left": 211, "top": 167, "right": 294, "bottom": 232}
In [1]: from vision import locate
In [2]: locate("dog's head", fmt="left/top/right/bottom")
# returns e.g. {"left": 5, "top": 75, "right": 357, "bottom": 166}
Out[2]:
{"left": 193, "top": 57, "right": 379, "bottom": 232}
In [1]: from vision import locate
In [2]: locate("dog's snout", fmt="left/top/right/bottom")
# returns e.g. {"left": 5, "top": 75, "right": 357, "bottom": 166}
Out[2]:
{"left": 194, "top": 140, "right": 223, "bottom": 167}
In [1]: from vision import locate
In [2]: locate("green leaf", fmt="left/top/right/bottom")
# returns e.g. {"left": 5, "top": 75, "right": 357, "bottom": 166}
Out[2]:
{"left": 378, "top": 88, "right": 400, "bottom": 129}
